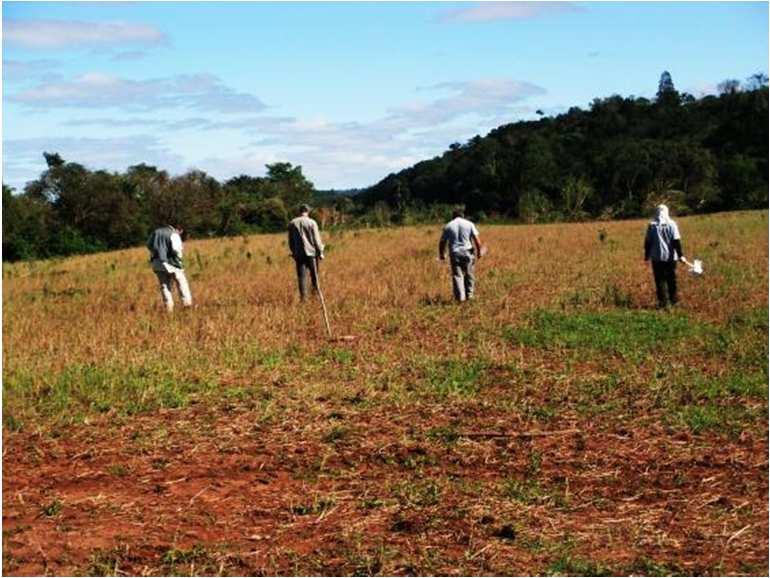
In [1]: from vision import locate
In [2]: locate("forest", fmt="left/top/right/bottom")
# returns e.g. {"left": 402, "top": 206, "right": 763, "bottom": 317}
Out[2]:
{"left": 3, "top": 72, "right": 767, "bottom": 261}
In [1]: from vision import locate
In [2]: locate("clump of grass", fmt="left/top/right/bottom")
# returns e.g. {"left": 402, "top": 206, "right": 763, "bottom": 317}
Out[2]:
{"left": 504, "top": 309, "right": 701, "bottom": 358}
{"left": 392, "top": 479, "right": 443, "bottom": 507}
{"left": 322, "top": 425, "right": 352, "bottom": 444}
{"left": 291, "top": 494, "right": 336, "bottom": 516}
{"left": 422, "top": 358, "right": 487, "bottom": 397}
{"left": 546, "top": 554, "right": 614, "bottom": 576}
{"left": 628, "top": 556, "right": 684, "bottom": 576}
{"left": 162, "top": 544, "right": 219, "bottom": 575}
{"left": 675, "top": 404, "right": 757, "bottom": 435}
{"left": 3, "top": 363, "right": 218, "bottom": 426}
{"left": 501, "top": 478, "right": 542, "bottom": 504}
{"left": 426, "top": 425, "right": 460, "bottom": 445}
{"left": 40, "top": 498, "right": 63, "bottom": 518}
{"left": 85, "top": 546, "right": 129, "bottom": 577}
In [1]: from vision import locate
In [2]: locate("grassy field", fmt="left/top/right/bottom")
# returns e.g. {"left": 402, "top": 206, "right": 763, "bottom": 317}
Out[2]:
{"left": 3, "top": 210, "right": 768, "bottom": 576}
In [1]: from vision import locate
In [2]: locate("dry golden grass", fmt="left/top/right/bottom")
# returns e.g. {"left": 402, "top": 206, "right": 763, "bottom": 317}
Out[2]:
{"left": 2, "top": 210, "right": 768, "bottom": 575}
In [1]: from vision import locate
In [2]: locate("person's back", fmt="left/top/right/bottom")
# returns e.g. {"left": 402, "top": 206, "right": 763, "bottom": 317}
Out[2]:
{"left": 288, "top": 205, "right": 325, "bottom": 301}
{"left": 644, "top": 205, "right": 685, "bottom": 308}
{"left": 288, "top": 214, "right": 324, "bottom": 259}
{"left": 441, "top": 217, "right": 479, "bottom": 258}
{"left": 147, "top": 225, "right": 183, "bottom": 270}
{"left": 146, "top": 224, "right": 192, "bottom": 311}
{"left": 644, "top": 207, "right": 681, "bottom": 262}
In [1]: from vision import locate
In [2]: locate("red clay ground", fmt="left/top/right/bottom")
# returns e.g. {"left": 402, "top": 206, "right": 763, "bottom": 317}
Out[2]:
{"left": 3, "top": 392, "right": 767, "bottom": 576}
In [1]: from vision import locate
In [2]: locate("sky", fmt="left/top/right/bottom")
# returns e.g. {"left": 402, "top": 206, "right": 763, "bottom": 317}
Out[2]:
{"left": 2, "top": 1, "right": 768, "bottom": 191}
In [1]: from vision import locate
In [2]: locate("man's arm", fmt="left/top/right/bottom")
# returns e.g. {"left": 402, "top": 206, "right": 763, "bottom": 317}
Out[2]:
{"left": 170, "top": 231, "right": 184, "bottom": 260}
{"left": 439, "top": 229, "right": 448, "bottom": 260}
{"left": 312, "top": 221, "right": 325, "bottom": 259}
{"left": 671, "top": 223, "right": 684, "bottom": 261}
{"left": 472, "top": 233, "right": 482, "bottom": 258}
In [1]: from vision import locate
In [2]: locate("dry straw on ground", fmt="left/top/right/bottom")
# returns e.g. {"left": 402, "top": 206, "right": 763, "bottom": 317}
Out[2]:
{"left": 3, "top": 211, "right": 768, "bottom": 575}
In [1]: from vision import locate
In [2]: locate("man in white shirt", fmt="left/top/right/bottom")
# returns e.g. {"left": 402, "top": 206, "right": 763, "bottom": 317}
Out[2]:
{"left": 439, "top": 208, "right": 483, "bottom": 302}
{"left": 147, "top": 224, "right": 193, "bottom": 312}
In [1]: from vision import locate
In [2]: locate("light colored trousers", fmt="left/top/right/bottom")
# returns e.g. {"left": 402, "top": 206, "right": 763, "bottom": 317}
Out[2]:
{"left": 450, "top": 253, "right": 475, "bottom": 302}
{"left": 153, "top": 266, "right": 192, "bottom": 311}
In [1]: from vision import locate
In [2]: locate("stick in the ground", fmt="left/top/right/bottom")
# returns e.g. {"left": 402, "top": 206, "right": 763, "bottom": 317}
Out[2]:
{"left": 312, "top": 257, "right": 332, "bottom": 338}
{"left": 458, "top": 428, "right": 582, "bottom": 438}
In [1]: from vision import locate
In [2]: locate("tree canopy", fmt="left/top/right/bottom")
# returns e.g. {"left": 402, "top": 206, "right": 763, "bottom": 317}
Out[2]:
{"left": 3, "top": 72, "right": 767, "bottom": 261}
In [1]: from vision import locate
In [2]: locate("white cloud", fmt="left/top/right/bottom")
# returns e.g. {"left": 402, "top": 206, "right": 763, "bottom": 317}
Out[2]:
{"left": 110, "top": 50, "right": 148, "bottom": 62}
{"left": 3, "top": 59, "right": 62, "bottom": 83}
{"left": 3, "top": 135, "right": 186, "bottom": 191}
{"left": 388, "top": 78, "right": 546, "bottom": 126}
{"left": 8, "top": 72, "right": 267, "bottom": 114}
{"left": 6, "top": 76, "right": 547, "bottom": 189}
{"left": 3, "top": 19, "right": 167, "bottom": 49}
{"left": 440, "top": 1, "right": 583, "bottom": 23}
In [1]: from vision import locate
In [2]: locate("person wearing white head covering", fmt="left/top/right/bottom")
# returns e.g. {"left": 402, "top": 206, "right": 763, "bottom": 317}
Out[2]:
{"left": 644, "top": 204, "right": 685, "bottom": 307}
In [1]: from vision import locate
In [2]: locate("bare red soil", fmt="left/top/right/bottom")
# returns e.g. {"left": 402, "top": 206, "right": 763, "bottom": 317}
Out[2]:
{"left": 4, "top": 396, "right": 767, "bottom": 576}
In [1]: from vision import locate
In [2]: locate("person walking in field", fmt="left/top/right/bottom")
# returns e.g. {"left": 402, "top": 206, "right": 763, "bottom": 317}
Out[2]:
{"left": 147, "top": 224, "right": 192, "bottom": 312}
{"left": 439, "top": 207, "right": 483, "bottom": 302}
{"left": 288, "top": 204, "right": 325, "bottom": 301}
{"left": 644, "top": 204, "right": 686, "bottom": 308}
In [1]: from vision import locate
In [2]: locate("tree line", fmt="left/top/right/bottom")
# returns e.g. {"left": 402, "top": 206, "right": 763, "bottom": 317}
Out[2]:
{"left": 3, "top": 72, "right": 767, "bottom": 261}
{"left": 3, "top": 159, "right": 315, "bottom": 261}
{"left": 362, "top": 72, "right": 768, "bottom": 224}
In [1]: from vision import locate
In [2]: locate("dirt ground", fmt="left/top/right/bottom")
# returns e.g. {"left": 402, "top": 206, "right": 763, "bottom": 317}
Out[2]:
{"left": 4, "top": 393, "right": 767, "bottom": 576}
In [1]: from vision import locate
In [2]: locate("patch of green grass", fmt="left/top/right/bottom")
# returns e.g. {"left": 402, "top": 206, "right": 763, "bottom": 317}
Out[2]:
{"left": 426, "top": 425, "right": 460, "bottom": 445}
{"left": 85, "top": 546, "right": 128, "bottom": 576}
{"left": 501, "top": 478, "right": 543, "bottom": 505}
{"left": 504, "top": 309, "right": 705, "bottom": 358}
{"left": 675, "top": 404, "right": 759, "bottom": 435}
{"left": 392, "top": 478, "right": 443, "bottom": 507}
{"left": 40, "top": 497, "right": 63, "bottom": 518}
{"left": 161, "top": 544, "right": 219, "bottom": 575}
{"left": 291, "top": 494, "right": 336, "bottom": 516}
{"left": 421, "top": 358, "right": 487, "bottom": 397}
{"left": 3, "top": 413, "right": 23, "bottom": 433}
{"left": 107, "top": 464, "right": 129, "bottom": 477}
{"left": 319, "top": 347, "right": 355, "bottom": 365}
{"left": 547, "top": 554, "right": 614, "bottom": 576}
{"left": 627, "top": 556, "right": 684, "bottom": 576}
{"left": 322, "top": 425, "right": 352, "bottom": 444}
{"left": 3, "top": 363, "right": 218, "bottom": 426}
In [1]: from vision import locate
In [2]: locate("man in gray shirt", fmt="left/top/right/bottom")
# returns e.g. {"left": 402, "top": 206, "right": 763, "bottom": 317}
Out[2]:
{"left": 439, "top": 208, "right": 483, "bottom": 302}
{"left": 147, "top": 224, "right": 192, "bottom": 312}
{"left": 288, "top": 204, "right": 325, "bottom": 301}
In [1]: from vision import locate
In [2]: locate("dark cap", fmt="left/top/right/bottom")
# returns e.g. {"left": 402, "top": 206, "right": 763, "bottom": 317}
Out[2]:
{"left": 299, "top": 203, "right": 312, "bottom": 213}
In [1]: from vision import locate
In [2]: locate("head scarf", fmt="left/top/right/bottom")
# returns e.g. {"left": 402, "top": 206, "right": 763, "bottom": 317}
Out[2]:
{"left": 653, "top": 204, "right": 671, "bottom": 225}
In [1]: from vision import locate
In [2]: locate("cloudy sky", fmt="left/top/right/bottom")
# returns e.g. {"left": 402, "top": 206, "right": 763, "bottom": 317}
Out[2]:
{"left": 3, "top": 1, "right": 767, "bottom": 191}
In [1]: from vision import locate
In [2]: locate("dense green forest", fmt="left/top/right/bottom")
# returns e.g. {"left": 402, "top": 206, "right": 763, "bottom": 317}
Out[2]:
{"left": 362, "top": 72, "right": 768, "bottom": 223}
{"left": 3, "top": 72, "right": 767, "bottom": 261}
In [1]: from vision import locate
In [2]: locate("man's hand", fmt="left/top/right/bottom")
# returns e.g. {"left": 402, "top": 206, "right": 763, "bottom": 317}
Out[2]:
{"left": 439, "top": 254, "right": 446, "bottom": 261}
{"left": 318, "top": 253, "right": 325, "bottom": 261}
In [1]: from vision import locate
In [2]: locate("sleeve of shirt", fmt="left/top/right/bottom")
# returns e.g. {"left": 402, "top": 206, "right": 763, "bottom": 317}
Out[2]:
{"left": 312, "top": 221, "right": 324, "bottom": 254}
{"left": 170, "top": 232, "right": 183, "bottom": 259}
{"left": 671, "top": 221, "right": 681, "bottom": 240}
{"left": 472, "top": 223, "right": 480, "bottom": 238}
{"left": 672, "top": 239, "right": 683, "bottom": 259}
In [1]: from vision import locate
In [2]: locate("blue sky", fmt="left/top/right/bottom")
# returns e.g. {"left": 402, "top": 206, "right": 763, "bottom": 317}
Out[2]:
{"left": 3, "top": 1, "right": 768, "bottom": 191}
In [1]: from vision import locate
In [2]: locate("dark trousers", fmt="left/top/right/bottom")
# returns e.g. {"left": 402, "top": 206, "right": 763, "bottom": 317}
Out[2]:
{"left": 295, "top": 255, "right": 319, "bottom": 300}
{"left": 652, "top": 260, "right": 677, "bottom": 307}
